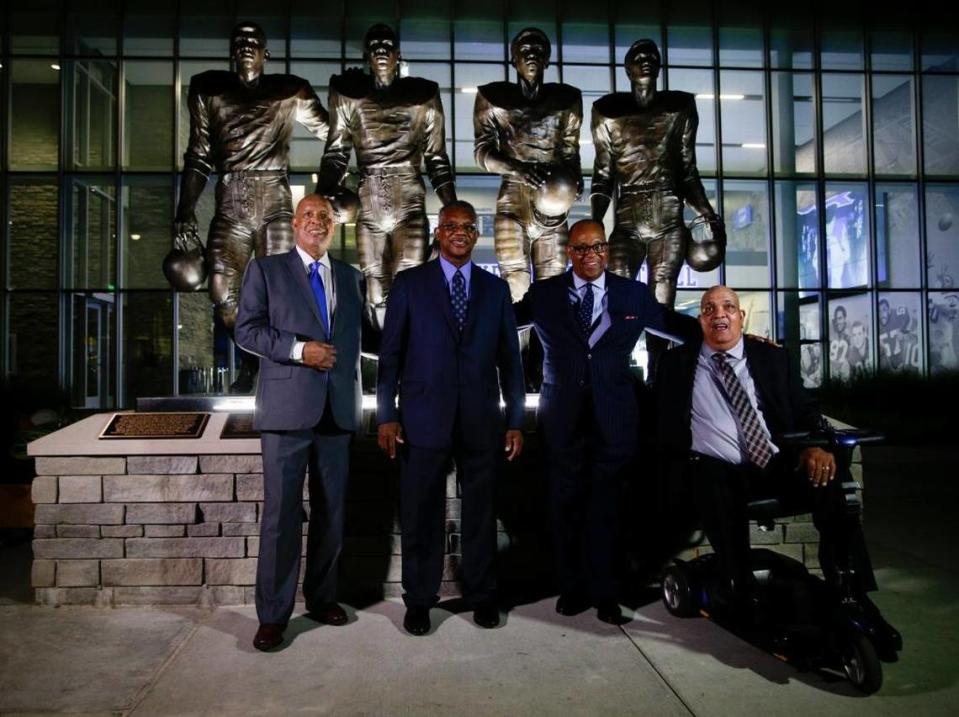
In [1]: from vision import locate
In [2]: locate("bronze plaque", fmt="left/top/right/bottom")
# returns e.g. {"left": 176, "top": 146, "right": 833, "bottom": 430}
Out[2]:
{"left": 221, "top": 413, "right": 259, "bottom": 439}
{"left": 99, "top": 412, "right": 209, "bottom": 439}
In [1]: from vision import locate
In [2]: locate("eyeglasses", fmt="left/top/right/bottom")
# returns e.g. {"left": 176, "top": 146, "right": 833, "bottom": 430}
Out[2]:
{"left": 439, "top": 222, "right": 478, "bottom": 234}
{"left": 568, "top": 242, "right": 609, "bottom": 257}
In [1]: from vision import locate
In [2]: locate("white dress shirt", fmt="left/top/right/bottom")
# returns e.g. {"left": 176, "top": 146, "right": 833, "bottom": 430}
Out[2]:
{"left": 291, "top": 246, "right": 336, "bottom": 361}
{"left": 690, "top": 336, "right": 778, "bottom": 465}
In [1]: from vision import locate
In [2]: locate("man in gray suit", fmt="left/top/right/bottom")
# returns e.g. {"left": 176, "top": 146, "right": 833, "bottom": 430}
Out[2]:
{"left": 235, "top": 194, "right": 365, "bottom": 651}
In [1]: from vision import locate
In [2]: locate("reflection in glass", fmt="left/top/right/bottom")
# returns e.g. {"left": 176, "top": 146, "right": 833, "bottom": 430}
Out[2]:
{"left": 922, "top": 76, "right": 959, "bottom": 176}
{"left": 774, "top": 181, "right": 818, "bottom": 291}
{"left": 122, "top": 177, "right": 174, "bottom": 289}
{"left": 8, "top": 180, "right": 60, "bottom": 290}
{"left": 66, "top": 60, "right": 118, "bottom": 171}
{"left": 8, "top": 293, "right": 60, "bottom": 392}
{"left": 875, "top": 184, "right": 920, "bottom": 288}
{"left": 925, "top": 185, "right": 959, "bottom": 291}
{"left": 722, "top": 181, "right": 770, "bottom": 288}
{"left": 67, "top": 177, "right": 117, "bottom": 290}
{"left": 829, "top": 294, "right": 872, "bottom": 381}
{"left": 878, "top": 292, "right": 922, "bottom": 374}
{"left": 825, "top": 184, "right": 869, "bottom": 290}
{"left": 929, "top": 292, "right": 959, "bottom": 373}
{"left": 10, "top": 60, "right": 61, "bottom": 170}
{"left": 719, "top": 71, "right": 766, "bottom": 175}
{"left": 70, "top": 292, "right": 116, "bottom": 409}
{"left": 123, "top": 62, "right": 173, "bottom": 170}
{"left": 772, "top": 73, "right": 815, "bottom": 175}
{"left": 124, "top": 292, "right": 173, "bottom": 402}
{"left": 872, "top": 75, "right": 915, "bottom": 176}
{"left": 822, "top": 74, "right": 866, "bottom": 176}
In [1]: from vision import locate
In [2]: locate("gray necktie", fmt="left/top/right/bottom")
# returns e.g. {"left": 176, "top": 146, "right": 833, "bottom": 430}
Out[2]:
{"left": 711, "top": 352, "right": 774, "bottom": 468}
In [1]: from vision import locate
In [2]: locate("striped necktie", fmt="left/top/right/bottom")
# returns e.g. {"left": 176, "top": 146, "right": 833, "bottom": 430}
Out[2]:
{"left": 577, "top": 283, "right": 594, "bottom": 338}
{"left": 451, "top": 270, "right": 467, "bottom": 332}
{"left": 711, "top": 352, "right": 774, "bottom": 468}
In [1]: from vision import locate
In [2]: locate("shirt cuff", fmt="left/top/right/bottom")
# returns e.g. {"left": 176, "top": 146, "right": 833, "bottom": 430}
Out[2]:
{"left": 290, "top": 341, "right": 306, "bottom": 362}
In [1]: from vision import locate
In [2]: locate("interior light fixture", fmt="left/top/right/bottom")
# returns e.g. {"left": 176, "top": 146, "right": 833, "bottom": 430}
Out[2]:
{"left": 51, "top": 63, "right": 61, "bottom": 71}
{"left": 695, "top": 93, "right": 745, "bottom": 100}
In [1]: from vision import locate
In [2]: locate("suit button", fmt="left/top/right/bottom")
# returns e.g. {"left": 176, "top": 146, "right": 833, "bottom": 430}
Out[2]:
{"left": 578, "top": 380, "right": 585, "bottom": 387}
{"left": 587, "top": 353, "right": 592, "bottom": 360}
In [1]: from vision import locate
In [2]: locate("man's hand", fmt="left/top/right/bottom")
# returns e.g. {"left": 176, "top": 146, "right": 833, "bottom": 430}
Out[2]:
{"left": 798, "top": 446, "right": 836, "bottom": 487}
{"left": 514, "top": 161, "right": 549, "bottom": 190}
{"left": 504, "top": 429, "right": 523, "bottom": 462}
{"left": 707, "top": 213, "right": 727, "bottom": 250}
{"left": 378, "top": 422, "right": 404, "bottom": 459}
{"left": 173, "top": 216, "right": 202, "bottom": 253}
{"left": 302, "top": 341, "right": 336, "bottom": 370}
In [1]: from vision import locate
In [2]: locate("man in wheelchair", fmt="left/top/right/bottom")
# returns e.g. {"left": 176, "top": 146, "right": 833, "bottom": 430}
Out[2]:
{"left": 654, "top": 285, "right": 878, "bottom": 612}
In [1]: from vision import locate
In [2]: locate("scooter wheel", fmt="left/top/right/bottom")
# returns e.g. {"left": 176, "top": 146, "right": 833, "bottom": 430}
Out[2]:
{"left": 662, "top": 564, "right": 698, "bottom": 617}
{"left": 841, "top": 632, "right": 883, "bottom": 694}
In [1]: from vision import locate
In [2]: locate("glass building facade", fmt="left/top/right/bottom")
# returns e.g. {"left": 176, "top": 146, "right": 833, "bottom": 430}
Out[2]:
{"left": 2, "top": 1, "right": 958, "bottom": 407}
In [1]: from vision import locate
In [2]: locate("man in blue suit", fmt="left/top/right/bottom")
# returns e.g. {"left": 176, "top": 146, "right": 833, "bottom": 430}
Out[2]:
{"left": 235, "top": 194, "right": 365, "bottom": 651}
{"left": 377, "top": 201, "right": 526, "bottom": 635}
{"left": 515, "top": 219, "right": 697, "bottom": 624}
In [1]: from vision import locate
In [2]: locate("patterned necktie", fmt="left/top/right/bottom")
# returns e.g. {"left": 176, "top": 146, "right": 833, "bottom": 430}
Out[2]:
{"left": 451, "top": 270, "right": 467, "bottom": 332}
{"left": 711, "top": 352, "right": 774, "bottom": 468}
{"left": 308, "top": 260, "right": 331, "bottom": 339}
{"left": 577, "top": 283, "right": 595, "bottom": 338}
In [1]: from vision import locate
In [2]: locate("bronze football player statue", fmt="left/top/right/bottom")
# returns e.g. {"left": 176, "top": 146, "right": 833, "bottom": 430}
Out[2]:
{"left": 171, "top": 22, "right": 329, "bottom": 393}
{"left": 474, "top": 27, "right": 583, "bottom": 302}
{"left": 316, "top": 24, "right": 456, "bottom": 330}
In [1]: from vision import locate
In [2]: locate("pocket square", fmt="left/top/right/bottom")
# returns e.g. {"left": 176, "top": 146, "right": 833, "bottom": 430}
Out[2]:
{"left": 623, "top": 315, "right": 639, "bottom": 320}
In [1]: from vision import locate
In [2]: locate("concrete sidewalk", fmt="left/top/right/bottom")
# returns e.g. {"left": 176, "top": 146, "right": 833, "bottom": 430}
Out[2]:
{"left": 1, "top": 446, "right": 957, "bottom": 715}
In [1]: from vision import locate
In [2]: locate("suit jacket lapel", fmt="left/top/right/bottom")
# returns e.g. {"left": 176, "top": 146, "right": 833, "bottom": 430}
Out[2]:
{"left": 563, "top": 271, "right": 590, "bottom": 347}
{"left": 285, "top": 249, "right": 326, "bottom": 330}
{"left": 591, "top": 272, "right": 621, "bottom": 350}
{"left": 330, "top": 259, "right": 353, "bottom": 341}
{"left": 462, "top": 262, "right": 484, "bottom": 340}
{"left": 744, "top": 339, "right": 776, "bottom": 411}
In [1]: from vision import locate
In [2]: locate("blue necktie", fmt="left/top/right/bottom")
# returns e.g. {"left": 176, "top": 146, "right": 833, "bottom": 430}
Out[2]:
{"left": 451, "top": 270, "right": 467, "bottom": 332}
{"left": 578, "top": 283, "right": 594, "bottom": 338}
{"left": 308, "top": 260, "right": 331, "bottom": 339}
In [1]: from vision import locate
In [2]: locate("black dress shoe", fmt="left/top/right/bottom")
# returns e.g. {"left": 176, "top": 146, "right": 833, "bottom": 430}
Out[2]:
{"left": 555, "top": 594, "right": 591, "bottom": 616}
{"left": 596, "top": 602, "right": 629, "bottom": 625}
{"left": 253, "top": 623, "right": 285, "bottom": 651}
{"left": 473, "top": 602, "right": 500, "bottom": 629}
{"left": 306, "top": 602, "right": 349, "bottom": 626}
{"left": 403, "top": 606, "right": 431, "bottom": 636}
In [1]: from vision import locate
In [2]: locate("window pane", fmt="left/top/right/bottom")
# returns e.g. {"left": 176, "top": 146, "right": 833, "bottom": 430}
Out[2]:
{"left": 872, "top": 75, "right": 915, "bottom": 176}
{"left": 122, "top": 177, "right": 174, "bottom": 290}
{"left": 720, "top": 71, "right": 766, "bottom": 175}
{"left": 10, "top": 60, "right": 61, "bottom": 171}
{"left": 179, "top": 1, "right": 233, "bottom": 58}
{"left": 66, "top": 176, "right": 117, "bottom": 290}
{"left": 178, "top": 60, "right": 230, "bottom": 169}
{"left": 922, "top": 76, "right": 959, "bottom": 176}
{"left": 8, "top": 179, "right": 59, "bottom": 290}
{"left": 562, "top": 0, "right": 611, "bottom": 64}
{"left": 871, "top": 29, "right": 914, "bottom": 72}
{"left": 921, "top": 28, "right": 959, "bottom": 72}
{"left": 177, "top": 292, "right": 216, "bottom": 392}
{"left": 563, "top": 65, "right": 610, "bottom": 171}
{"left": 69, "top": 292, "right": 117, "bottom": 409}
{"left": 679, "top": 179, "right": 720, "bottom": 290}
{"left": 821, "top": 24, "right": 863, "bottom": 71}
{"left": 291, "top": 0, "right": 343, "bottom": 57}
{"left": 722, "top": 180, "right": 770, "bottom": 288}
{"left": 345, "top": 2, "right": 397, "bottom": 58}
{"left": 666, "top": 0, "right": 713, "bottom": 67}
{"left": 401, "top": 3, "right": 451, "bottom": 61}
{"left": 925, "top": 185, "right": 959, "bottom": 291}
{"left": 8, "top": 294, "right": 59, "bottom": 391}
{"left": 454, "top": 3, "right": 506, "bottom": 62}
{"left": 771, "top": 72, "right": 815, "bottom": 176}
{"left": 822, "top": 74, "right": 866, "bottom": 176}
{"left": 289, "top": 62, "right": 340, "bottom": 172}
{"left": 825, "top": 184, "right": 870, "bottom": 289}
{"left": 9, "top": 0, "right": 59, "bottom": 55}
{"left": 718, "top": 0, "right": 763, "bottom": 69}
{"left": 124, "top": 292, "right": 174, "bottom": 402}
{"left": 778, "top": 291, "right": 823, "bottom": 388}
{"left": 878, "top": 292, "right": 923, "bottom": 374}
{"left": 875, "top": 184, "right": 920, "bottom": 288}
{"left": 65, "top": 0, "right": 118, "bottom": 57}
{"left": 123, "top": 1, "right": 175, "bottom": 57}
{"left": 123, "top": 62, "right": 172, "bottom": 170}
{"left": 66, "top": 60, "right": 118, "bottom": 171}
{"left": 769, "top": 7, "right": 813, "bottom": 69}
{"left": 829, "top": 293, "right": 872, "bottom": 381}
{"left": 506, "top": 0, "right": 557, "bottom": 57}
{"left": 929, "top": 292, "right": 959, "bottom": 373}
{"left": 612, "top": 0, "right": 661, "bottom": 68}
{"left": 408, "top": 62, "right": 453, "bottom": 170}
{"left": 455, "top": 64, "right": 506, "bottom": 172}
{"left": 668, "top": 69, "right": 716, "bottom": 175}
{"left": 774, "top": 180, "right": 818, "bottom": 291}
{"left": 737, "top": 290, "right": 772, "bottom": 338}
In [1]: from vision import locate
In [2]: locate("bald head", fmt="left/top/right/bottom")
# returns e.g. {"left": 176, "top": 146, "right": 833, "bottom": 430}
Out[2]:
{"left": 568, "top": 220, "right": 608, "bottom": 281}
{"left": 292, "top": 194, "right": 336, "bottom": 260}
{"left": 699, "top": 285, "right": 745, "bottom": 351}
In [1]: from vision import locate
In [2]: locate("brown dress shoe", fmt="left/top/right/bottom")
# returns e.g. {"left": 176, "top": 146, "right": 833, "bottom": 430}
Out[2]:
{"left": 253, "top": 623, "right": 285, "bottom": 651}
{"left": 306, "top": 602, "right": 349, "bottom": 626}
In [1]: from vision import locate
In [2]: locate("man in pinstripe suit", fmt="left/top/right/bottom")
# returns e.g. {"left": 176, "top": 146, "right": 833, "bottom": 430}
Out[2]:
{"left": 515, "top": 219, "right": 698, "bottom": 624}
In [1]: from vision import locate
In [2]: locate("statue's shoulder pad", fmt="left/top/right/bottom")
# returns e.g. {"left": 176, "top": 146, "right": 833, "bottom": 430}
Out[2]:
{"left": 659, "top": 90, "right": 696, "bottom": 110}
{"left": 544, "top": 82, "right": 582, "bottom": 104}
{"left": 188, "top": 70, "right": 234, "bottom": 93}
{"left": 330, "top": 69, "right": 373, "bottom": 98}
{"left": 396, "top": 76, "right": 440, "bottom": 102}
{"left": 592, "top": 92, "right": 634, "bottom": 117}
